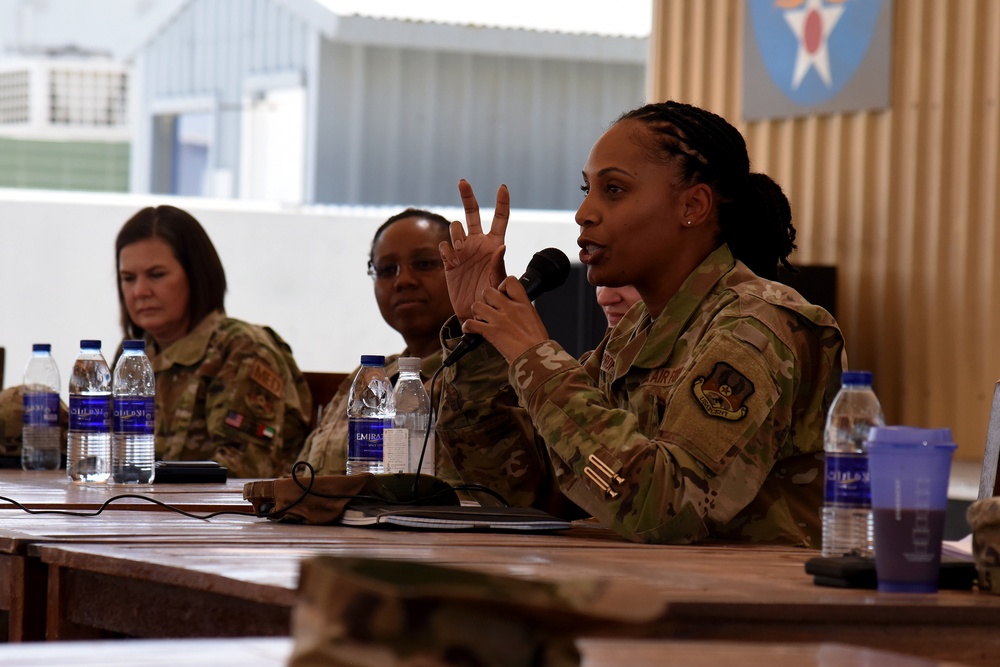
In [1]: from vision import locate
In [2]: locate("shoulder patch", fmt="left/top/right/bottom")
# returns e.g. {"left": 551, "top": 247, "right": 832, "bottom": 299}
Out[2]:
{"left": 249, "top": 359, "right": 284, "bottom": 398}
{"left": 692, "top": 361, "right": 755, "bottom": 421}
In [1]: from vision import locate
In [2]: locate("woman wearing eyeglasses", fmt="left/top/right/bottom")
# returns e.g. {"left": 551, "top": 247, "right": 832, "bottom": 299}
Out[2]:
{"left": 298, "top": 208, "right": 457, "bottom": 475}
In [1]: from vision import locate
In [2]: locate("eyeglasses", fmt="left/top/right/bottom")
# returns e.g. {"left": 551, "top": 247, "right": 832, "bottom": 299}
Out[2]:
{"left": 367, "top": 256, "right": 444, "bottom": 281}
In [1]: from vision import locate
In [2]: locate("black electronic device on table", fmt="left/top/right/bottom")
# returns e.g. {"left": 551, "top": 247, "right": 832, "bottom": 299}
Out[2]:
{"left": 805, "top": 555, "right": 977, "bottom": 589}
{"left": 154, "top": 460, "right": 228, "bottom": 484}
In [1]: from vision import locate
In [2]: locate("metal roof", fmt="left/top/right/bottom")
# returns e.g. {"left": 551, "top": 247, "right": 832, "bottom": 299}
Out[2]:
{"left": 307, "top": 0, "right": 652, "bottom": 38}
{"left": 273, "top": 0, "right": 648, "bottom": 63}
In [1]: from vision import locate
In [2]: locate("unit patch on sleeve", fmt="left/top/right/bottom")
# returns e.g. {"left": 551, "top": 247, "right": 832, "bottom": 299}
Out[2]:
{"left": 249, "top": 359, "right": 283, "bottom": 397}
{"left": 692, "top": 361, "right": 755, "bottom": 421}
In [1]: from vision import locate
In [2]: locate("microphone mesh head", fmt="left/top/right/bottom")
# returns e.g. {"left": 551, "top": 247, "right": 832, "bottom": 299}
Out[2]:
{"left": 529, "top": 248, "right": 572, "bottom": 288}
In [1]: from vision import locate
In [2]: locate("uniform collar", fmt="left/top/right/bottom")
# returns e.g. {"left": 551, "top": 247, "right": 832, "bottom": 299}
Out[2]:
{"left": 610, "top": 245, "right": 734, "bottom": 379}
{"left": 148, "top": 309, "right": 225, "bottom": 371}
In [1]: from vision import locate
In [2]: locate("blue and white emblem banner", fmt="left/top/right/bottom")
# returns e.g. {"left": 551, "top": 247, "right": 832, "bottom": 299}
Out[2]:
{"left": 743, "top": 0, "right": 893, "bottom": 120}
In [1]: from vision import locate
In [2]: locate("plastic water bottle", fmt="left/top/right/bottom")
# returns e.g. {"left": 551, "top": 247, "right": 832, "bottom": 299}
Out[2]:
{"left": 346, "top": 355, "right": 395, "bottom": 475}
{"left": 21, "top": 343, "right": 62, "bottom": 471}
{"left": 112, "top": 340, "right": 156, "bottom": 484}
{"left": 67, "top": 340, "right": 112, "bottom": 484}
{"left": 821, "top": 370, "right": 885, "bottom": 557}
{"left": 392, "top": 357, "right": 433, "bottom": 475}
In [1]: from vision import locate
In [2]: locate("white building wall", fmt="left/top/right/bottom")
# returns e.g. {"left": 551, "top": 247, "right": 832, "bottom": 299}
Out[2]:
{"left": 131, "top": 0, "right": 313, "bottom": 196}
{"left": 129, "top": 0, "right": 646, "bottom": 210}
{"left": 0, "top": 190, "right": 582, "bottom": 393}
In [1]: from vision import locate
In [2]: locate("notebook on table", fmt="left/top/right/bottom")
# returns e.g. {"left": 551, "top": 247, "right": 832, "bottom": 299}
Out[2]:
{"left": 338, "top": 504, "right": 572, "bottom": 532}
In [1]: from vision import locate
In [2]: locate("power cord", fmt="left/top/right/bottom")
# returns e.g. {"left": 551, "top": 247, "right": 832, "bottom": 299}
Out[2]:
{"left": 0, "top": 460, "right": 509, "bottom": 522}
{"left": 0, "top": 377, "right": 513, "bottom": 524}
{"left": 0, "top": 493, "right": 260, "bottom": 520}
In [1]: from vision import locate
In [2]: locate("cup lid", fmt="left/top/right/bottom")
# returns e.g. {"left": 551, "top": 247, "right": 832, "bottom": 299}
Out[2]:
{"left": 868, "top": 425, "right": 957, "bottom": 450}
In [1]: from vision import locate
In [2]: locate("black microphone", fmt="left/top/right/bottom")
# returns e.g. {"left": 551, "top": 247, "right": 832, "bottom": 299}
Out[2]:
{"left": 442, "top": 247, "right": 571, "bottom": 368}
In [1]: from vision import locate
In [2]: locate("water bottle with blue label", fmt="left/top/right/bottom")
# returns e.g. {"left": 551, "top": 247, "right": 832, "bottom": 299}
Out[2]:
{"left": 821, "top": 370, "right": 885, "bottom": 557}
{"left": 67, "top": 340, "right": 112, "bottom": 484}
{"left": 346, "top": 355, "right": 395, "bottom": 476}
{"left": 21, "top": 343, "right": 62, "bottom": 471}
{"left": 112, "top": 340, "right": 156, "bottom": 484}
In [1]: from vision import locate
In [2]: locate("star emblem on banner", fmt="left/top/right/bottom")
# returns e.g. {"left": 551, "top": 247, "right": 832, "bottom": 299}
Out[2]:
{"left": 782, "top": 0, "right": 846, "bottom": 89}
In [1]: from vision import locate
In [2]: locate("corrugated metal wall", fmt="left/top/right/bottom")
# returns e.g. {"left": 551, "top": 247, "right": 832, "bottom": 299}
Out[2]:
{"left": 648, "top": 0, "right": 1000, "bottom": 461}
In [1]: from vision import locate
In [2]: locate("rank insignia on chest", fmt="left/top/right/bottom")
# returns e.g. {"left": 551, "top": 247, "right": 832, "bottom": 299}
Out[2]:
{"left": 692, "top": 361, "right": 755, "bottom": 421}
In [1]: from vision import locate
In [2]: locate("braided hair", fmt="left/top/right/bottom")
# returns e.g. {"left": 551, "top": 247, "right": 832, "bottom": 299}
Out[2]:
{"left": 617, "top": 101, "right": 796, "bottom": 279}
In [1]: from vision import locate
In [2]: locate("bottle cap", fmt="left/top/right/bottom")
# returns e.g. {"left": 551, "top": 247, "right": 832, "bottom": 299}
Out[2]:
{"left": 32, "top": 343, "right": 51, "bottom": 352}
{"left": 360, "top": 355, "right": 386, "bottom": 366}
{"left": 80, "top": 339, "right": 102, "bottom": 350}
{"left": 841, "top": 370, "right": 873, "bottom": 386}
{"left": 398, "top": 357, "right": 421, "bottom": 374}
{"left": 123, "top": 340, "right": 145, "bottom": 351}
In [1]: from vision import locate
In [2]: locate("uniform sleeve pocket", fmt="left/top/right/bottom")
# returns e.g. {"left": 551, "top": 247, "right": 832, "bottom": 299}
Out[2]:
{"left": 659, "top": 333, "right": 780, "bottom": 473}
{"left": 211, "top": 356, "right": 285, "bottom": 445}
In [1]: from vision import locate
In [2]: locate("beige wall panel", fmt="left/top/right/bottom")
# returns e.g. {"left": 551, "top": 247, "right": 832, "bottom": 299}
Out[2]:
{"left": 648, "top": 0, "right": 1000, "bottom": 461}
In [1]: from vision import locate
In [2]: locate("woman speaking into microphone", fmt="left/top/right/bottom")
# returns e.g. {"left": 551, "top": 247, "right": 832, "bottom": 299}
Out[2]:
{"left": 435, "top": 101, "right": 847, "bottom": 546}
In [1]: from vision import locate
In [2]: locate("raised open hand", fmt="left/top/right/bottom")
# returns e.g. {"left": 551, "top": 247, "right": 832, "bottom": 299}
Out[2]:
{"left": 440, "top": 180, "right": 509, "bottom": 322}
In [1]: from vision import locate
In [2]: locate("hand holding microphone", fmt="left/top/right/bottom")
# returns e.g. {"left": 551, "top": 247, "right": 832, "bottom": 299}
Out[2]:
{"left": 444, "top": 248, "right": 571, "bottom": 367}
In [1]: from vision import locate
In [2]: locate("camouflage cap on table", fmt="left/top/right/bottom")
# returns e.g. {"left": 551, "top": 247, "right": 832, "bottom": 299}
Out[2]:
{"left": 288, "top": 556, "right": 666, "bottom": 667}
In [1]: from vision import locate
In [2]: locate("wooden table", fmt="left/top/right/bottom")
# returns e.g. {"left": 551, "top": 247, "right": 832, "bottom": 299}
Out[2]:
{"left": 2, "top": 470, "right": 999, "bottom": 664}
{"left": 0, "top": 502, "right": 625, "bottom": 642}
{"left": 29, "top": 529, "right": 1000, "bottom": 665}
{"left": 575, "top": 639, "right": 968, "bottom": 666}
{"left": 0, "top": 637, "right": 966, "bottom": 667}
{"left": 0, "top": 468, "right": 261, "bottom": 642}
{"left": 0, "top": 469, "right": 254, "bottom": 513}
{"left": 0, "top": 637, "right": 293, "bottom": 666}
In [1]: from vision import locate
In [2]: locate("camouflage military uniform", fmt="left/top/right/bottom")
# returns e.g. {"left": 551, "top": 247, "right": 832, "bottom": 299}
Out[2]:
{"left": 0, "top": 384, "right": 24, "bottom": 468}
{"left": 149, "top": 310, "right": 312, "bottom": 479}
{"left": 0, "top": 386, "right": 26, "bottom": 462}
{"left": 437, "top": 245, "right": 846, "bottom": 546}
{"left": 298, "top": 350, "right": 460, "bottom": 484}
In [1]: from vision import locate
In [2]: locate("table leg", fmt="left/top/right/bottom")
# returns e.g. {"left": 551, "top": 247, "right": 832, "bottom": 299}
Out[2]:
{"left": 46, "top": 565, "right": 290, "bottom": 639}
{"left": 1, "top": 553, "right": 46, "bottom": 642}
